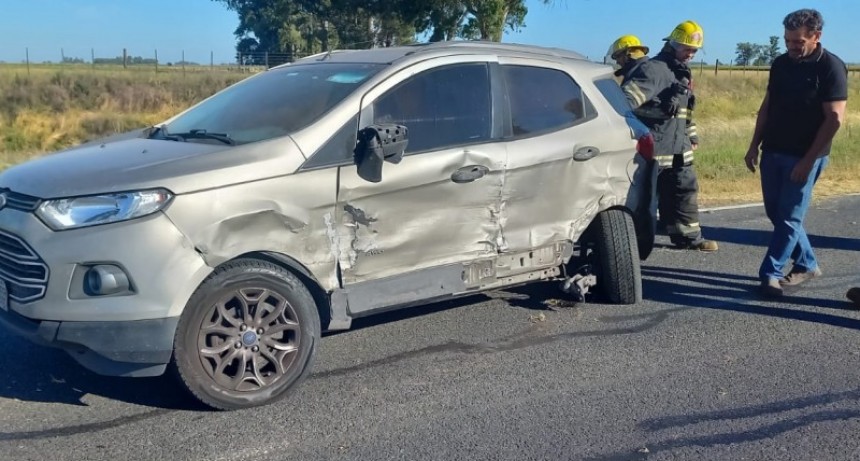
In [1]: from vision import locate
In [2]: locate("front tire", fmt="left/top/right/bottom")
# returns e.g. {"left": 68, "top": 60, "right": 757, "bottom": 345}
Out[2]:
{"left": 590, "top": 209, "right": 643, "bottom": 304}
{"left": 171, "top": 259, "right": 320, "bottom": 410}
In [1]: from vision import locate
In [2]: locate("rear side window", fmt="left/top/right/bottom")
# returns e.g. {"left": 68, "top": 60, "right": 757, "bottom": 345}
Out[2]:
{"left": 502, "top": 65, "right": 592, "bottom": 135}
{"left": 373, "top": 63, "right": 491, "bottom": 153}
{"left": 594, "top": 78, "right": 633, "bottom": 116}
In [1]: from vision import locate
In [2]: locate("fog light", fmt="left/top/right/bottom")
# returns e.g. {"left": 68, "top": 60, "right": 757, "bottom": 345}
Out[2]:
{"left": 85, "top": 265, "right": 130, "bottom": 296}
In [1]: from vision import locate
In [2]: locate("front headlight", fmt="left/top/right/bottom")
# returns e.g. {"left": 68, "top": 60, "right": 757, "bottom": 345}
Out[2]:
{"left": 36, "top": 189, "right": 174, "bottom": 231}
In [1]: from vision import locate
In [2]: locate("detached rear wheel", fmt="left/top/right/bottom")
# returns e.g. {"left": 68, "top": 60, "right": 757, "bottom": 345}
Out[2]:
{"left": 589, "top": 209, "right": 642, "bottom": 304}
{"left": 171, "top": 259, "right": 320, "bottom": 410}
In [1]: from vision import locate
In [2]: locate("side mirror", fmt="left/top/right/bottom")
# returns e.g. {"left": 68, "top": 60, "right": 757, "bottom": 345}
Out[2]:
{"left": 354, "top": 124, "right": 408, "bottom": 183}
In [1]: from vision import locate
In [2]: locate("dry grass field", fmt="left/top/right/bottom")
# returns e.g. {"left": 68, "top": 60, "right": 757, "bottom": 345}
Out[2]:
{"left": 0, "top": 64, "right": 857, "bottom": 206}
{"left": 691, "top": 69, "right": 860, "bottom": 206}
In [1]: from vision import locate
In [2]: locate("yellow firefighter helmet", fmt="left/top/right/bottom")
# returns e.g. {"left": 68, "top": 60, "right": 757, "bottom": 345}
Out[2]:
{"left": 608, "top": 35, "right": 650, "bottom": 59}
{"left": 664, "top": 20, "right": 704, "bottom": 48}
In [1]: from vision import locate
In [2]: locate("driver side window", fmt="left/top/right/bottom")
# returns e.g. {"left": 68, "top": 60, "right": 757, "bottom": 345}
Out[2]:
{"left": 373, "top": 63, "right": 492, "bottom": 154}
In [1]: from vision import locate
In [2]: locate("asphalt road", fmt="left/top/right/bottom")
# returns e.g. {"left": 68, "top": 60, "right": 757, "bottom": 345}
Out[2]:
{"left": 2, "top": 195, "right": 860, "bottom": 461}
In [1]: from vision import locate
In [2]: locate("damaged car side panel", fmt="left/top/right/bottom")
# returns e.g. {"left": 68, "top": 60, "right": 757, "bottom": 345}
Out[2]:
{"left": 335, "top": 56, "right": 507, "bottom": 286}
{"left": 164, "top": 167, "right": 340, "bottom": 295}
{"left": 336, "top": 146, "right": 506, "bottom": 285}
{"left": 498, "top": 59, "right": 641, "bottom": 255}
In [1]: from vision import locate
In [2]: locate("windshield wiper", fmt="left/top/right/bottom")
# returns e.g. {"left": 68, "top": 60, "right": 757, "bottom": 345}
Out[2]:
{"left": 149, "top": 126, "right": 236, "bottom": 145}
{"left": 170, "top": 129, "right": 236, "bottom": 145}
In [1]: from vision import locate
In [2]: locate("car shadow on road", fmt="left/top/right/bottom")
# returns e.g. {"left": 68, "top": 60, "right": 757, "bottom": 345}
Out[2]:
{"left": 703, "top": 226, "right": 860, "bottom": 251}
{"left": 642, "top": 265, "right": 860, "bottom": 329}
{"left": 327, "top": 281, "right": 591, "bottom": 337}
{"left": 0, "top": 336, "right": 201, "bottom": 411}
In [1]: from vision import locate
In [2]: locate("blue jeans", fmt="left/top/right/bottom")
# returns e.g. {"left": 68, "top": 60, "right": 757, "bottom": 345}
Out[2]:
{"left": 758, "top": 152, "right": 828, "bottom": 282}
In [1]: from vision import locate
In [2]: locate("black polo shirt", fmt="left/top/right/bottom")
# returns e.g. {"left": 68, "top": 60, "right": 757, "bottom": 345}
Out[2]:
{"left": 761, "top": 44, "right": 848, "bottom": 157}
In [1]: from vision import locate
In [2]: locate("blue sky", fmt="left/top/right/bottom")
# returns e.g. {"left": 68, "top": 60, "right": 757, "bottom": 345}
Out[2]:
{"left": 2, "top": 0, "right": 857, "bottom": 65}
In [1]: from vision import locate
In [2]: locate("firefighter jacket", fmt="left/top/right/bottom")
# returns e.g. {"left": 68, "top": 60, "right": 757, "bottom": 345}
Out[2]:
{"left": 621, "top": 49, "right": 698, "bottom": 168}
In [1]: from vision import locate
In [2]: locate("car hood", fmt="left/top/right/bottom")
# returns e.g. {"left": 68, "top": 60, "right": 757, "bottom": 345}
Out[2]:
{"left": 0, "top": 135, "right": 306, "bottom": 198}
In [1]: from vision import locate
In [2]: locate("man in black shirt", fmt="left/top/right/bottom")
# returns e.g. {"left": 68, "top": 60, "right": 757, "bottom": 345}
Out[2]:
{"left": 744, "top": 8, "right": 848, "bottom": 297}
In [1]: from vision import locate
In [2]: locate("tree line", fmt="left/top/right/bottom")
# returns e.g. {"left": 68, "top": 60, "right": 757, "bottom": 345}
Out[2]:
{"left": 214, "top": 0, "right": 553, "bottom": 64}
{"left": 734, "top": 36, "right": 781, "bottom": 66}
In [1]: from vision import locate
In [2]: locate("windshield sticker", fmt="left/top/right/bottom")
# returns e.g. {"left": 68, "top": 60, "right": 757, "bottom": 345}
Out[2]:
{"left": 327, "top": 72, "right": 370, "bottom": 84}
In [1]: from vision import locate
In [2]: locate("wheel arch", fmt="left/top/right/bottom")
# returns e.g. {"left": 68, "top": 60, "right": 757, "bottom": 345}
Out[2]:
{"left": 240, "top": 251, "right": 334, "bottom": 331}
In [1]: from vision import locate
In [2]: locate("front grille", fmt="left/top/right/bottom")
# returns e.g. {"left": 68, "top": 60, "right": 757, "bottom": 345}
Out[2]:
{"left": 0, "top": 189, "right": 42, "bottom": 212}
{"left": 5, "top": 191, "right": 41, "bottom": 212}
{"left": 0, "top": 230, "right": 48, "bottom": 303}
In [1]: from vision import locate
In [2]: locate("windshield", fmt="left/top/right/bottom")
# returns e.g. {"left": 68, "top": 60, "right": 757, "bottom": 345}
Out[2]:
{"left": 162, "top": 63, "right": 384, "bottom": 145}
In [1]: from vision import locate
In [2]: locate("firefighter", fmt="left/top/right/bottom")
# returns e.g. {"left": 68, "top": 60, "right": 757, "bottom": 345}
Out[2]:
{"left": 608, "top": 34, "right": 650, "bottom": 81}
{"left": 620, "top": 21, "right": 718, "bottom": 251}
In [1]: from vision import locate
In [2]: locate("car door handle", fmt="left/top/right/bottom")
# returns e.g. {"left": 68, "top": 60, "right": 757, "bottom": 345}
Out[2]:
{"left": 573, "top": 146, "right": 600, "bottom": 161}
{"left": 451, "top": 165, "right": 490, "bottom": 183}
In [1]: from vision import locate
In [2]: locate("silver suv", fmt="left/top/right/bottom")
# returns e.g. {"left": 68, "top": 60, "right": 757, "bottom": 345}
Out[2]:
{"left": 0, "top": 42, "right": 655, "bottom": 409}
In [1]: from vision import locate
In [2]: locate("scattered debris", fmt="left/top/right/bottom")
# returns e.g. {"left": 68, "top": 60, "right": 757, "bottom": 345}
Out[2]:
{"left": 528, "top": 312, "right": 546, "bottom": 323}
{"left": 543, "top": 298, "right": 578, "bottom": 310}
{"left": 560, "top": 272, "right": 597, "bottom": 302}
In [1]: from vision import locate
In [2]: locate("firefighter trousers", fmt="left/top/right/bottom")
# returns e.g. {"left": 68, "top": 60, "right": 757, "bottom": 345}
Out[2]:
{"left": 656, "top": 160, "right": 703, "bottom": 245}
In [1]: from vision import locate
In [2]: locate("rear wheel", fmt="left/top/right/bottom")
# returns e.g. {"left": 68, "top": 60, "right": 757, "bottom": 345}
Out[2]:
{"left": 588, "top": 209, "right": 642, "bottom": 304}
{"left": 171, "top": 259, "right": 320, "bottom": 410}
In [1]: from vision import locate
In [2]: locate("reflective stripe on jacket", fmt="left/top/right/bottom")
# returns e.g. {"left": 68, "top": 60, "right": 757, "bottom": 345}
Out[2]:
{"left": 655, "top": 150, "right": 695, "bottom": 168}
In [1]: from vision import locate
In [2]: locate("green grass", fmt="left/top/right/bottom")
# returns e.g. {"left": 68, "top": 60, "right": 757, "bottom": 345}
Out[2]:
{"left": 0, "top": 64, "right": 858, "bottom": 205}
{"left": 691, "top": 71, "right": 860, "bottom": 205}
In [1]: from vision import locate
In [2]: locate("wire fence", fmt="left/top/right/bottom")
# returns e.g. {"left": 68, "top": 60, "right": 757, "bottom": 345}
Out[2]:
{"left": 5, "top": 47, "right": 860, "bottom": 77}
{"left": 4, "top": 49, "right": 316, "bottom": 76}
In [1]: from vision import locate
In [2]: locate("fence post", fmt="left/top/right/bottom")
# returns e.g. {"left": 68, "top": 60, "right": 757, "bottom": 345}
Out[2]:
{"left": 154, "top": 49, "right": 158, "bottom": 74}
{"left": 265, "top": 51, "right": 269, "bottom": 69}
{"left": 123, "top": 48, "right": 127, "bottom": 69}
{"left": 714, "top": 59, "right": 719, "bottom": 76}
{"left": 25, "top": 47, "right": 30, "bottom": 76}
{"left": 61, "top": 48, "right": 65, "bottom": 64}
{"left": 91, "top": 48, "right": 95, "bottom": 72}
{"left": 699, "top": 58, "right": 704, "bottom": 76}
{"left": 210, "top": 51, "right": 214, "bottom": 70}
{"left": 182, "top": 50, "right": 186, "bottom": 78}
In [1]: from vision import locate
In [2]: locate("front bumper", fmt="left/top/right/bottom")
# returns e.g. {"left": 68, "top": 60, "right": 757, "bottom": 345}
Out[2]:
{"left": 0, "top": 206, "right": 212, "bottom": 376}
{"left": 0, "top": 208, "right": 211, "bottom": 322}
{"left": 0, "top": 306, "right": 178, "bottom": 377}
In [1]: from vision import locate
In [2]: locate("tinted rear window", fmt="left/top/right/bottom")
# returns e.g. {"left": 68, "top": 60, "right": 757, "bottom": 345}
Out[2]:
{"left": 502, "top": 65, "right": 591, "bottom": 135}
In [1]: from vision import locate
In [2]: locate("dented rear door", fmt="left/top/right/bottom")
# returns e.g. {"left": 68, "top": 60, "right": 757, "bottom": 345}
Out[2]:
{"left": 335, "top": 58, "right": 507, "bottom": 285}
{"left": 498, "top": 59, "right": 624, "bottom": 252}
